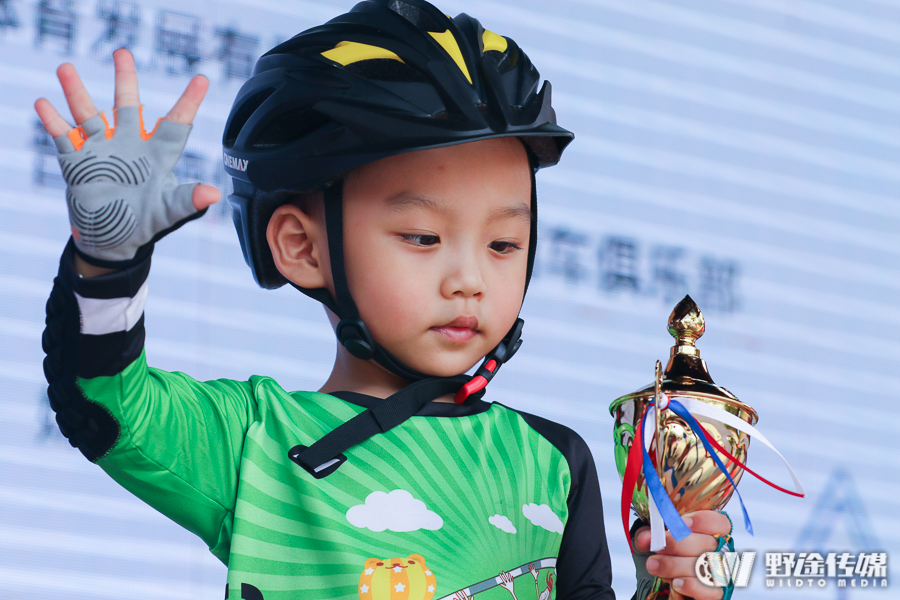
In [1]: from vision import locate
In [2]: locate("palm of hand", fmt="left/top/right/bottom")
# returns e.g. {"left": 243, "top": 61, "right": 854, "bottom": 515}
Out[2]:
{"left": 33, "top": 48, "right": 220, "bottom": 264}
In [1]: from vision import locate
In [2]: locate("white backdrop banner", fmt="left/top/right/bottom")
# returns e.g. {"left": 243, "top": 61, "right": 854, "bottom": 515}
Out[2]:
{"left": 0, "top": 1, "right": 897, "bottom": 598}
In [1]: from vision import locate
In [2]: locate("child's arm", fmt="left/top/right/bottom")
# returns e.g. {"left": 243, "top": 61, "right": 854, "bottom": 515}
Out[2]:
{"left": 39, "top": 50, "right": 249, "bottom": 561}
{"left": 44, "top": 241, "right": 256, "bottom": 560}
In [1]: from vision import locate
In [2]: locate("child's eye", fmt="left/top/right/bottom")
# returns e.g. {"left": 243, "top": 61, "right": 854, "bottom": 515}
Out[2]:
{"left": 401, "top": 233, "right": 440, "bottom": 247}
{"left": 489, "top": 241, "right": 523, "bottom": 254}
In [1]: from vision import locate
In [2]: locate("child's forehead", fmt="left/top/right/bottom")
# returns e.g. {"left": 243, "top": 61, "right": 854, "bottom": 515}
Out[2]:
{"left": 355, "top": 136, "right": 526, "bottom": 177}
{"left": 343, "top": 137, "right": 532, "bottom": 213}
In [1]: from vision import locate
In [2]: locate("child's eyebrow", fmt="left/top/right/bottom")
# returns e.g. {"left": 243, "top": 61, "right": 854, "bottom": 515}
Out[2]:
{"left": 488, "top": 202, "right": 533, "bottom": 223}
{"left": 387, "top": 192, "right": 531, "bottom": 223}
{"left": 386, "top": 192, "right": 446, "bottom": 214}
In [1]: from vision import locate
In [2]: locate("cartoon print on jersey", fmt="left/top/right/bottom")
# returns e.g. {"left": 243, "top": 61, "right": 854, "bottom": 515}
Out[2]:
{"left": 527, "top": 564, "right": 555, "bottom": 600}
{"left": 538, "top": 573, "right": 554, "bottom": 600}
{"left": 498, "top": 571, "right": 519, "bottom": 600}
{"left": 358, "top": 554, "right": 437, "bottom": 600}
{"left": 347, "top": 489, "right": 443, "bottom": 532}
{"left": 488, "top": 514, "right": 517, "bottom": 534}
{"left": 224, "top": 582, "right": 264, "bottom": 600}
{"left": 433, "top": 560, "right": 557, "bottom": 600}
{"left": 521, "top": 504, "right": 564, "bottom": 534}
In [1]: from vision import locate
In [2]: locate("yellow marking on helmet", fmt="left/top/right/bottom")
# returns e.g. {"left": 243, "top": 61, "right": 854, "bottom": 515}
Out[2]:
{"left": 428, "top": 30, "right": 472, "bottom": 84}
{"left": 482, "top": 29, "right": 508, "bottom": 53}
{"left": 321, "top": 41, "right": 405, "bottom": 66}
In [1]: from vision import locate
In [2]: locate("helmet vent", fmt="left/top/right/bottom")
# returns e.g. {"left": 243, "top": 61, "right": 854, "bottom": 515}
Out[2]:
{"left": 485, "top": 49, "right": 516, "bottom": 74}
{"left": 290, "top": 44, "right": 334, "bottom": 58}
{"left": 223, "top": 87, "right": 275, "bottom": 148}
{"left": 343, "top": 59, "right": 430, "bottom": 83}
{"left": 251, "top": 109, "right": 331, "bottom": 148}
{"left": 388, "top": 1, "right": 443, "bottom": 32}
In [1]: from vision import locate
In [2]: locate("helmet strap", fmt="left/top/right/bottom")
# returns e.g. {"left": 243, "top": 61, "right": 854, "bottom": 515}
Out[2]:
{"left": 524, "top": 164, "right": 538, "bottom": 294}
{"left": 321, "top": 180, "right": 432, "bottom": 381}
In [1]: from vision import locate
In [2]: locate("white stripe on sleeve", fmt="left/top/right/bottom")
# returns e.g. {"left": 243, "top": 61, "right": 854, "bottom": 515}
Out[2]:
{"left": 74, "top": 281, "right": 149, "bottom": 335}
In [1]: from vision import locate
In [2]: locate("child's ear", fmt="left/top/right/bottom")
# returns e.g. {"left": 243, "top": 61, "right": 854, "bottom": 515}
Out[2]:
{"left": 267, "top": 204, "right": 331, "bottom": 291}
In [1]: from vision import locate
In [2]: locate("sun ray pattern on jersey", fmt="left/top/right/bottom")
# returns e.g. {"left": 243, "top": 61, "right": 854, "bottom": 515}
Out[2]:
{"left": 221, "top": 390, "right": 569, "bottom": 600}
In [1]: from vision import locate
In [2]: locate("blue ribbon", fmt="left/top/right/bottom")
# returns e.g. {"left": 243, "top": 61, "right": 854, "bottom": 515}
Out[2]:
{"left": 666, "top": 398, "right": 753, "bottom": 536}
{"left": 641, "top": 407, "right": 692, "bottom": 542}
{"left": 641, "top": 398, "right": 754, "bottom": 541}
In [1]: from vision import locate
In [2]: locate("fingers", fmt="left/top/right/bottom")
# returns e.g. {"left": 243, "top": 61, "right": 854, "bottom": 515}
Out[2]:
{"left": 684, "top": 510, "right": 732, "bottom": 537}
{"left": 47, "top": 51, "right": 208, "bottom": 137}
{"left": 192, "top": 184, "right": 222, "bottom": 211}
{"left": 647, "top": 555, "right": 699, "bottom": 579}
{"left": 647, "top": 557, "right": 724, "bottom": 600}
{"left": 634, "top": 511, "right": 728, "bottom": 556}
{"left": 636, "top": 511, "right": 732, "bottom": 600}
{"left": 635, "top": 527, "right": 718, "bottom": 558}
{"left": 113, "top": 48, "right": 140, "bottom": 108}
{"left": 34, "top": 97, "right": 72, "bottom": 138}
{"left": 165, "top": 74, "right": 209, "bottom": 125}
{"left": 669, "top": 577, "right": 724, "bottom": 600}
{"left": 57, "top": 62, "right": 99, "bottom": 125}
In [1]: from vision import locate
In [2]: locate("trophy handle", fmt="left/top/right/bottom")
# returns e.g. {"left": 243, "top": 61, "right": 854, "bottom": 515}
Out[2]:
{"left": 653, "top": 361, "right": 665, "bottom": 486}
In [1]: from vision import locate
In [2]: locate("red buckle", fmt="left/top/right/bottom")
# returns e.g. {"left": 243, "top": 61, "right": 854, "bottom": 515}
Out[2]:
{"left": 454, "top": 359, "right": 497, "bottom": 404}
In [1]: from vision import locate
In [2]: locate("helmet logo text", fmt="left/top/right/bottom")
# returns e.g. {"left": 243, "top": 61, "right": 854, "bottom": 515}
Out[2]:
{"left": 224, "top": 152, "right": 248, "bottom": 172}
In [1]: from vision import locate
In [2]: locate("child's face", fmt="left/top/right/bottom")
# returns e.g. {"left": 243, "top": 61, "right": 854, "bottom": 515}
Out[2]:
{"left": 341, "top": 137, "right": 532, "bottom": 377}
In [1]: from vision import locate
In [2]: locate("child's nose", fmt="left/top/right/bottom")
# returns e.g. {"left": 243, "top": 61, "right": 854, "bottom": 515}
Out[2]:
{"left": 441, "top": 252, "right": 485, "bottom": 298}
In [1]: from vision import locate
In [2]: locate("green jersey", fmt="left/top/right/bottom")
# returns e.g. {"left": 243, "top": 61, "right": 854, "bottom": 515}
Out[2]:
{"left": 43, "top": 242, "right": 615, "bottom": 600}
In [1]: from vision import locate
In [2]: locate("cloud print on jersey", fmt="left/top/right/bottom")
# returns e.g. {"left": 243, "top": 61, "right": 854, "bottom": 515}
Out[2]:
{"left": 523, "top": 503, "right": 564, "bottom": 534}
{"left": 347, "top": 490, "right": 444, "bottom": 532}
{"left": 489, "top": 514, "right": 518, "bottom": 534}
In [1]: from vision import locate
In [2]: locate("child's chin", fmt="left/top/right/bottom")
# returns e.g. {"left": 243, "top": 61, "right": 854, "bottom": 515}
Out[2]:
{"left": 410, "top": 356, "right": 481, "bottom": 379}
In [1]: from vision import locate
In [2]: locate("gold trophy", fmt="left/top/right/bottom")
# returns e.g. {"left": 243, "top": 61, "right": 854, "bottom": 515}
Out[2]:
{"left": 609, "top": 296, "right": 758, "bottom": 600}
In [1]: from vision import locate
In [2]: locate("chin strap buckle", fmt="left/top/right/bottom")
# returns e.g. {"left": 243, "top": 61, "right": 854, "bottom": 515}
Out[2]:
{"left": 454, "top": 318, "right": 524, "bottom": 404}
{"left": 336, "top": 318, "right": 377, "bottom": 360}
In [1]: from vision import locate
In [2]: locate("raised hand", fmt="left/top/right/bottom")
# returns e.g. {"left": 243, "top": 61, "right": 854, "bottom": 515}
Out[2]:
{"left": 538, "top": 572, "right": 553, "bottom": 600}
{"left": 498, "top": 571, "right": 518, "bottom": 599}
{"left": 34, "top": 49, "right": 220, "bottom": 265}
{"left": 634, "top": 510, "right": 732, "bottom": 600}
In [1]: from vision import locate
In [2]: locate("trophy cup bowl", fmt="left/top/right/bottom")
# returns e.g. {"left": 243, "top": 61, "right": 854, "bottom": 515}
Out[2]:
{"left": 609, "top": 296, "right": 758, "bottom": 599}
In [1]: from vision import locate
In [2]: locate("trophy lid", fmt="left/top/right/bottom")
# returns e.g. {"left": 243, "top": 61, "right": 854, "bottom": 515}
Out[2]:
{"left": 609, "top": 295, "right": 757, "bottom": 423}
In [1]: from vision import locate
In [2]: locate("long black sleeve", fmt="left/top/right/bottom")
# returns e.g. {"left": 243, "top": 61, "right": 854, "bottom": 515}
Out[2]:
{"left": 505, "top": 406, "right": 617, "bottom": 599}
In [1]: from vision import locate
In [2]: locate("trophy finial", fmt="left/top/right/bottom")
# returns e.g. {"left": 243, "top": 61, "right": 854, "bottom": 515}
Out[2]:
{"left": 664, "top": 295, "right": 712, "bottom": 381}
{"left": 668, "top": 295, "right": 705, "bottom": 346}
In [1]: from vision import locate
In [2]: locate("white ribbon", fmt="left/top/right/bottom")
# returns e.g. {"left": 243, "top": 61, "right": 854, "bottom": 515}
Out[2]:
{"left": 672, "top": 396, "right": 805, "bottom": 496}
{"left": 639, "top": 397, "right": 804, "bottom": 553}
{"left": 643, "top": 406, "right": 668, "bottom": 551}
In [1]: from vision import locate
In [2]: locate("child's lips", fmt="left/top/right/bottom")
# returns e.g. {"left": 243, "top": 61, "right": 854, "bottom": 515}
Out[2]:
{"left": 431, "top": 316, "right": 479, "bottom": 343}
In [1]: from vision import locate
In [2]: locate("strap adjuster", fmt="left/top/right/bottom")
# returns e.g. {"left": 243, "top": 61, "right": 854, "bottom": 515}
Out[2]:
{"left": 289, "top": 444, "right": 347, "bottom": 479}
{"left": 454, "top": 318, "right": 524, "bottom": 404}
{"left": 336, "top": 318, "right": 376, "bottom": 360}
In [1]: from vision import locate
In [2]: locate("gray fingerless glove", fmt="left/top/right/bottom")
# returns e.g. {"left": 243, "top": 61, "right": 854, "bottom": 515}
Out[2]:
{"left": 54, "top": 106, "right": 202, "bottom": 264}
{"left": 632, "top": 545, "right": 655, "bottom": 600}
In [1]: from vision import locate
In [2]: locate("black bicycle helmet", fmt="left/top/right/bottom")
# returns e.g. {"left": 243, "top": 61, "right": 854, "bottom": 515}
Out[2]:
{"left": 223, "top": 0, "right": 573, "bottom": 389}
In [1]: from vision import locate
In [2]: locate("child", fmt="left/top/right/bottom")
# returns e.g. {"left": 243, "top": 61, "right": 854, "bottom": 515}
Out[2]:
{"left": 36, "top": 1, "right": 730, "bottom": 598}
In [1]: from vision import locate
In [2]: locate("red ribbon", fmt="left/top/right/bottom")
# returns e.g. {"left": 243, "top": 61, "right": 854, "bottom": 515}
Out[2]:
{"left": 620, "top": 409, "right": 646, "bottom": 553}
{"left": 698, "top": 427, "right": 804, "bottom": 498}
